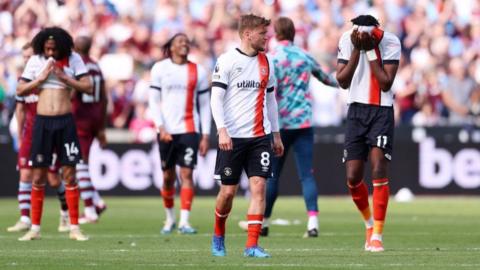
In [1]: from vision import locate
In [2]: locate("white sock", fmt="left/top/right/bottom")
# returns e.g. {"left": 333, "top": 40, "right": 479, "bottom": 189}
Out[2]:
{"left": 60, "top": 209, "right": 69, "bottom": 217}
{"left": 165, "top": 208, "right": 175, "bottom": 224}
{"left": 20, "top": 216, "right": 31, "bottom": 224}
{"left": 307, "top": 215, "right": 318, "bottom": 230}
{"left": 92, "top": 191, "right": 104, "bottom": 206}
{"left": 262, "top": 217, "right": 270, "bottom": 228}
{"left": 365, "top": 217, "right": 374, "bottom": 229}
{"left": 31, "top": 224, "right": 40, "bottom": 232}
{"left": 85, "top": 206, "right": 98, "bottom": 219}
{"left": 70, "top": 224, "right": 79, "bottom": 231}
{"left": 371, "top": 233, "right": 382, "bottom": 242}
{"left": 179, "top": 209, "right": 190, "bottom": 227}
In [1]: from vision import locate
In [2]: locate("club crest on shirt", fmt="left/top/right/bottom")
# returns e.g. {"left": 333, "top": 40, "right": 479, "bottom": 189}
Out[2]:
{"left": 260, "top": 67, "right": 268, "bottom": 76}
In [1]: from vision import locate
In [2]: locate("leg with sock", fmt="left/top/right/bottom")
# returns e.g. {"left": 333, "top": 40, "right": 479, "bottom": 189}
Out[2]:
{"left": 19, "top": 181, "right": 33, "bottom": 223}
{"left": 346, "top": 159, "right": 374, "bottom": 250}
{"left": 77, "top": 162, "right": 98, "bottom": 223}
{"left": 178, "top": 167, "right": 196, "bottom": 234}
{"left": 212, "top": 185, "right": 236, "bottom": 257}
{"left": 369, "top": 148, "right": 390, "bottom": 252}
{"left": 8, "top": 179, "right": 32, "bottom": 232}
{"left": 161, "top": 168, "right": 176, "bottom": 234}
{"left": 371, "top": 178, "right": 389, "bottom": 252}
{"left": 62, "top": 166, "right": 88, "bottom": 241}
{"left": 243, "top": 176, "right": 270, "bottom": 258}
{"left": 293, "top": 128, "right": 319, "bottom": 237}
{"left": 348, "top": 180, "right": 373, "bottom": 250}
{"left": 263, "top": 130, "right": 291, "bottom": 236}
{"left": 19, "top": 168, "right": 46, "bottom": 241}
{"left": 46, "top": 170, "right": 71, "bottom": 232}
{"left": 56, "top": 181, "right": 68, "bottom": 213}
{"left": 56, "top": 181, "right": 70, "bottom": 232}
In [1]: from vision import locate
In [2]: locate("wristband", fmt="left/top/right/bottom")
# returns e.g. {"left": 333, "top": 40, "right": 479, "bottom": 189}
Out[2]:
{"left": 366, "top": 50, "right": 377, "bottom": 61}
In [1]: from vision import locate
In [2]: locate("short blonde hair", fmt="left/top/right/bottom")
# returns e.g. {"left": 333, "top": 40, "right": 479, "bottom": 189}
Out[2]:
{"left": 239, "top": 14, "right": 271, "bottom": 36}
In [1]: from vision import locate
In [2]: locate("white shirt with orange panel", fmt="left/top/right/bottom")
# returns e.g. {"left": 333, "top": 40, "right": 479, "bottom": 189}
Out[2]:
{"left": 337, "top": 29, "right": 401, "bottom": 107}
{"left": 211, "top": 48, "right": 278, "bottom": 138}
{"left": 149, "top": 58, "right": 211, "bottom": 135}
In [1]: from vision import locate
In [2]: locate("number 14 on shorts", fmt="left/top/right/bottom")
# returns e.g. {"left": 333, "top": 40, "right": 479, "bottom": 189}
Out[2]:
{"left": 64, "top": 142, "right": 79, "bottom": 157}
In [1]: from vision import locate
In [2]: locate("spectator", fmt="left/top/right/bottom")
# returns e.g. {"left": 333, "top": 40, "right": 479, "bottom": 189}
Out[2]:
{"left": 442, "top": 58, "right": 477, "bottom": 125}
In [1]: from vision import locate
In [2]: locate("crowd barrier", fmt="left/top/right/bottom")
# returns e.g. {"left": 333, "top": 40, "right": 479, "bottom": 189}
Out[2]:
{"left": 0, "top": 127, "right": 479, "bottom": 196}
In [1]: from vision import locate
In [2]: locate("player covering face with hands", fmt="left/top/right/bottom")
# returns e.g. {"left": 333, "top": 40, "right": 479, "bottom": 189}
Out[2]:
{"left": 210, "top": 14, "right": 283, "bottom": 258}
{"left": 336, "top": 15, "right": 401, "bottom": 252}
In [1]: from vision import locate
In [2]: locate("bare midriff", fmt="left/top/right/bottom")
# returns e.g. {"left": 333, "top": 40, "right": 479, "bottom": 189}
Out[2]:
{"left": 36, "top": 88, "right": 72, "bottom": 116}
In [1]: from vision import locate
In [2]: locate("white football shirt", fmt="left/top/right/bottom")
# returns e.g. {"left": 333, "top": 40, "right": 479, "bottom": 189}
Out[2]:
{"left": 211, "top": 48, "right": 276, "bottom": 138}
{"left": 150, "top": 58, "right": 210, "bottom": 134}
{"left": 337, "top": 29, "right": 401, "bottom": 107}
{"left": 21, "top": 52, "right": 88, "bottom": 89}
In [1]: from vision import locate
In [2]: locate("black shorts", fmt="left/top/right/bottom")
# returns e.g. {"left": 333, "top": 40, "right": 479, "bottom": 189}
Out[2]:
{"left": 158, "top": 133, "right": 199, "bottom": 170}
{"left": 30, "top": 113, "right": 81, "bottom": 167}
{"left": 343, "top": 103, "right": 394, "bottom": 162}
{"left": 214, "top": 135, "right": 273, "bottom": 185}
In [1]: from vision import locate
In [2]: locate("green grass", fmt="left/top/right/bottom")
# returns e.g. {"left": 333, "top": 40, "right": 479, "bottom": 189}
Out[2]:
{"left": 0, "top": 196, "right": 479, "bottom": 269}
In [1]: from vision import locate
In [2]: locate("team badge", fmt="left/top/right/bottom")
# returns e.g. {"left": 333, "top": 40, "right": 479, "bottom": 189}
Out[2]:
{"left": 36, "top": 154, "right": 44, "bottom": 163}
{"left": 260, "top": 67, "right": 267, "bottom": 76}
{"left": 224, "top": 167, "right": 232, "bottom": 177}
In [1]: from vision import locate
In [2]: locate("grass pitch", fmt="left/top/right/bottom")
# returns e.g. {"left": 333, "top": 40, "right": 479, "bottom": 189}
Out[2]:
{"left": 0, "top": 196, "right": 479, "bottom": 269}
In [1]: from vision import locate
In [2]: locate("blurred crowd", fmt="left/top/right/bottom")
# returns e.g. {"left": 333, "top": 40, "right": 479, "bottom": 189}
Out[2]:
{"left": 1, "top": 0, "right": 480, "bottom": 141}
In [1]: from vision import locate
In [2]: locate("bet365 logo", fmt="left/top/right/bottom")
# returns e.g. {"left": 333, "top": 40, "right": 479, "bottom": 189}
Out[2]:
{"left": 420, "top": 138, "right": 480, "bottom": 189}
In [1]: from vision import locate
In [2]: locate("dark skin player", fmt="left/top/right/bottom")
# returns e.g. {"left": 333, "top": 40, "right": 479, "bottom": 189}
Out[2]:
{"left": 336, "top": 30, "right": 399, "bottom": 188}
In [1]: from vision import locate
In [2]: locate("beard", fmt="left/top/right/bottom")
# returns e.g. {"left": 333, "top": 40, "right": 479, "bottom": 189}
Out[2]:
{"left": 252, "top": 42, "right": 266, "bottom": 52}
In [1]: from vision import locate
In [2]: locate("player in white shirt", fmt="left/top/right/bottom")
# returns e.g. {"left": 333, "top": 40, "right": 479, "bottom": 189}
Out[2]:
{"left": 149, "top": 33, "right": 211, "bottom": 235}
{"left": 336, "top": 15, "right": 401, "bottom": 252}
{"left": 210, "top": 14, "right": 284, "bottom": 258}
{"left": 16, "top": 27, "right": 92, "bottom": 241}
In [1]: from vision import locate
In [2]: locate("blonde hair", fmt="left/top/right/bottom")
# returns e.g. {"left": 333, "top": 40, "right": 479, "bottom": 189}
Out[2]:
{"left": 239, "top": 14, "right": 271, "bottom": 36}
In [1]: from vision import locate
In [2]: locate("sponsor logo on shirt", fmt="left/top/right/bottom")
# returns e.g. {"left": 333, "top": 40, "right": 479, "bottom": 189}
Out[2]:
{"left": 237, "top": 80, "right": 267, "bottom": 89}
{"left": 165, "top": 84, "right": 187, "bottom": 91}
